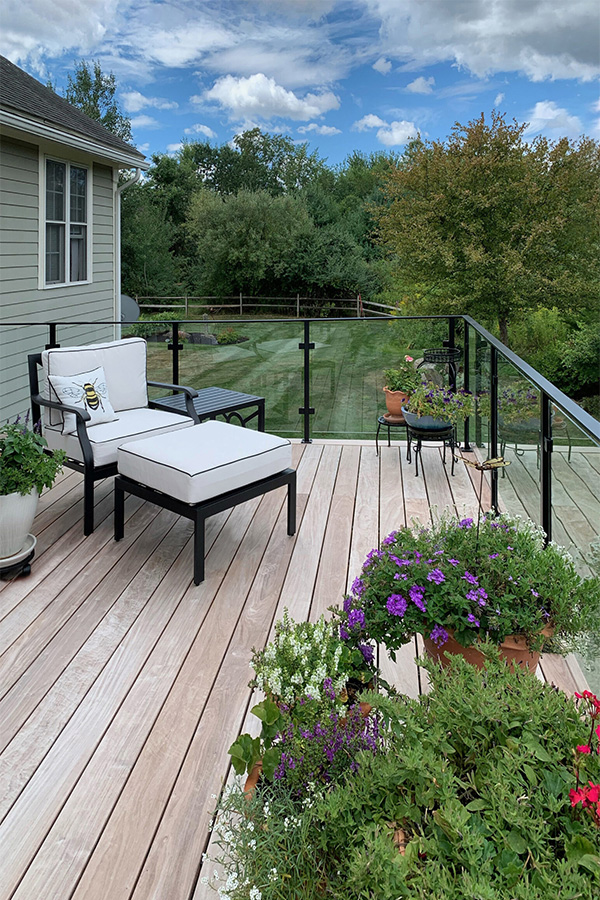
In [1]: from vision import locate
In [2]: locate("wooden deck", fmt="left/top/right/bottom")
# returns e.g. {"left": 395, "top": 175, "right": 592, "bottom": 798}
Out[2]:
{"left": 0, "top": 440, "right": 588, "bottom": 900}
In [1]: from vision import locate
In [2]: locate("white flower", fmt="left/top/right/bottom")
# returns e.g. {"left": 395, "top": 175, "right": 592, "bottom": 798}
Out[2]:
{"left": 249, "top": 887, "right": 262, "bottom": 900}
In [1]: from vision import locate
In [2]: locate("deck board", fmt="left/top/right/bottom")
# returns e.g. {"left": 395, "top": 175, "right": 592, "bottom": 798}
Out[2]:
{"left": 0, "top": 438, "right": 591, "bottom": 900}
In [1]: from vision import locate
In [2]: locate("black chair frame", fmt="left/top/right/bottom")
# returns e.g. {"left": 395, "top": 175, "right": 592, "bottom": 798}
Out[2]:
{"left": 28, "top": 352, "right": 200, "bottom": 536}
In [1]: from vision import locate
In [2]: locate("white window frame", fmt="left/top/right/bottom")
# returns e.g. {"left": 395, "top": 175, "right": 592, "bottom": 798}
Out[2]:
{"left": 42, "top": 156, "right": 92, "bottom": 289}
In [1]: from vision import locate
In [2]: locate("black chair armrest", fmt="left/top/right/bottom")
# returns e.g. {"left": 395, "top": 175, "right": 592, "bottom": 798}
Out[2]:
{"left": 147, "top": 381, "right": 198, "bottom": 398}
{"left": 147, "top": 382, "right": 200, "bottom": 423}
{"left": 32, "top": 393, "right": 91, "bottom": 422}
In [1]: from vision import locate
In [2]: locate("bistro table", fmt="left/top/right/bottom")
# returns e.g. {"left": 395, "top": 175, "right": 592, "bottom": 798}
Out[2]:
{"left": 151, "top": 386, "right": 265, "bottom": 431}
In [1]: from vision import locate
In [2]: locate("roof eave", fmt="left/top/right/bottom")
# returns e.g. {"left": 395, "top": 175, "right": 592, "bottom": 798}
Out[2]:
{"left": 0, "top": 109, "right": 149, "bottom": 170}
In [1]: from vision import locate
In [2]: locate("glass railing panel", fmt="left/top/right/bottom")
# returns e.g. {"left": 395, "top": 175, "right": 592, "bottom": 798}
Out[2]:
{"left": 1, "top": 324, "right": 50, "bottom": 423}
{"left": 491, "top": 358, "right": 542, "bottom": 527}
{"left": 310, "top": 317, "right": 452, "bottom": 440}
{"left": 550, "top": 406, "right": 600, "bottom": 692}
{"left": 144, "top": 319, "right": 305, "bottom": 438}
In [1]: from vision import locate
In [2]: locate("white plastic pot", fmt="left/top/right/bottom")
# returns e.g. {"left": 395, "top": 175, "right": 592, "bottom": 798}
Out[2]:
{"left": 0, "top": 489, "right": 39, "bottom": 558}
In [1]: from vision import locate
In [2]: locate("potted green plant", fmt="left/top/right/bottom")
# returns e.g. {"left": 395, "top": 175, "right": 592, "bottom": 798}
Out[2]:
{"left": 402, "top": 380, "right": 475, "bottom": 430}
{"left": 383, "top": 356, "right": 419, "bottom": 420}
{"left": 209, "top": 654, "right": 600, "bottom": 898}
{"left": 0, "top": 416, "right": 65, "bottom": 560}
{"left": 334, "top": 512, "right": 600, "bottom": 671}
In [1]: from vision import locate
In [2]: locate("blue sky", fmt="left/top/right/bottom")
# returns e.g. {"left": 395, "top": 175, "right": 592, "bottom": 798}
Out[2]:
{"left": 2, "top": 0, "right": 599, "bottom": 166}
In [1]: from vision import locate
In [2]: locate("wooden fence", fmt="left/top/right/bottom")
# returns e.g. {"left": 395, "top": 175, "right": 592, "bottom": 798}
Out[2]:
{"left": 134, "top": 294, "right": 396, "bottom": 318}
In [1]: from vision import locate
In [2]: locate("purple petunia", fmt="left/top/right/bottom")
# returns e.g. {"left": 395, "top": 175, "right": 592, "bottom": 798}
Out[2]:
{"left": 348, "top": 608, "right": 365, "bottom": 630}
{"left": 382, "top": 530, "right": 398, "bottom": 546}
{"left": 409, "top": 585, "right": 427, "bottom": 612}
{"left": 427, "top": 568, "right": 445, "bottom": 584}
{"left": 459, "top": 518, "right": 474, "bottom": 529}
{"left": 462, "top": 571, "right": 479, "bottom": 585}
{"left": 340, "top": 625, "right": 349, "bottom": 641}
{"left": 386, "top": 594, "right": 408, "bottom": 617}
{"left": 448, "top": 558, "right": 460, "bottom": 567}
{"left": 351, "top": 577, "right": 365, "bottom": 598}
{"left": 467, "top": 613, "right": 480, "bottom": 627}
{"left": 359, "top": 643, "right": 375, "bottom": 663}
{"left": 429, "top": 624, "right": 449, "bottom": 647}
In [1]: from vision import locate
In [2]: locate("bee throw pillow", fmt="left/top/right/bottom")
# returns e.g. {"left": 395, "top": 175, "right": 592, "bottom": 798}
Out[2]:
{"left": 47, "top": 365, "right": 118, "bottom": 434}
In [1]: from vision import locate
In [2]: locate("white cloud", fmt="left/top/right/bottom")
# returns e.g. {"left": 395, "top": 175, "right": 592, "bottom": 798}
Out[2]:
{"left": 297, "top": 123, "right": 341, "bottom": 135}
{"left": 183, "top": 123, "right": 218, "bottom": 139}
{"left": 494, "top": 92, "right": 506, "bottom": 107}
{"left": 523, "top": 100, "right": 584, "bottom": 138}
{"left": 121, "top": 90, "right": 178, "bottom": 113}
{"left": 166, "top": 142, "right": 183, "bottom": 154}
{"left": 372, "top": 0, "right": 600, "bottom": 82}
{"left": 373, "top": 56, "right": 392, "bottom": 75}
{"left": 406, "top": 76, "right": 435, "bottom": 94}
{"left": 204, "top": 73, "right": 339, "bottom": 121}
{"left": 354, "top": 114, "right": 387, "bottom": 131}
{"left": 353, "top": 112, "right": 417, "bottom": 146}
{"left": 130, "top": 114, "right": 160, "bottom": 129}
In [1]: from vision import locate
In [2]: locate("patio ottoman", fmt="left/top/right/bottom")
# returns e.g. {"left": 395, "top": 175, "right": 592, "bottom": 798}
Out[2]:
{"left": 114, "top": 420, "right": 296, "bottom": 584}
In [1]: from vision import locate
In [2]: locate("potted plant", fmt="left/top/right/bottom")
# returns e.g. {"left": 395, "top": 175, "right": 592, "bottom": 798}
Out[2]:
{"left": 334, "top": 513, "right": 600, "bottom": 671}
{"left": 383, "top": 356, "right": 419, "bottom": 420}
{"left": 0, "top": 415, "right": 65, "bottom": 560}
{"left": 209, "top": 654, "right": 600, "bottom": 898}
{"left": 402, "top": 380, "right": 475, "bottom": 430}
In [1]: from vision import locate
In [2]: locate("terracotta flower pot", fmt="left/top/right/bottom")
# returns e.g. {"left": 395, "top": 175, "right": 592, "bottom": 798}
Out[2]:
{"left": 383, "top": 388, "right": 409, "bottom": 420}
{"left": 243, "top": 761, "right": 263, "bottom": 800}
{"left": 423, "top": 625, "right": 554, "bottom": 673}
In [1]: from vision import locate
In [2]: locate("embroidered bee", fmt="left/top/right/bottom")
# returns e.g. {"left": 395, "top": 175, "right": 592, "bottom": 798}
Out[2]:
{"left": 62, "top": 378, "right": 109, "bottom": 412}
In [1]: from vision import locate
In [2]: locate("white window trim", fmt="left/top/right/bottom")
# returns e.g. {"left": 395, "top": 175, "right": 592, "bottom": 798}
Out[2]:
{"left": 39, "top": 154, "right": 92, "bottom": 290}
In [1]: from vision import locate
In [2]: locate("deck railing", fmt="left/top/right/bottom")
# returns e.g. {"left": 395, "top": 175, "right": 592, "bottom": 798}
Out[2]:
{"left": 3, "top": 313, "right": 599, "bottom": 559}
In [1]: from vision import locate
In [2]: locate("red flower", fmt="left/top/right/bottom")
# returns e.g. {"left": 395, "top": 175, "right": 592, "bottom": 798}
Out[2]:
{"left": 586, "top": 782, "right": 600, "bottom": 804}
{"left": 577, "top": 744, "right": 592, "bottom": 754}
{"left": 570, "top": 787, "right": 587, "bottom": 807}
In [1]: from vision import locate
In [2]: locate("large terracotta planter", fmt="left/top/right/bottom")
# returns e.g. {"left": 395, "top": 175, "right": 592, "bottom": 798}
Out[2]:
{"left": 383, "top": 388, "right": 409, "bottom": 420}
{"left": 423, "top": 626, "right": 553, "bottom": 672}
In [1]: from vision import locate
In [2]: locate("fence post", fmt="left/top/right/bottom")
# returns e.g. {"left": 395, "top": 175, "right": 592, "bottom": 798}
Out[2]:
{"left": 490, "top": 346, "right": 499, "bottom": 514}
{"left": 540, "top": 392, "right": 553, "bottom": 544}
{"left": 240, "top": 292, "right": 243, "bottom": 316}
{"left": 45, "top": 323, "right": 60, "bottom": 349}
{"left": 296, "top": 294, "right": 300, "bottom": 318}
{"left": 185, "top": 295, "right": 188, "bottom": 317}
{"left": 168, "top": 321, "right": 182, "bottom": 392}
{"left": 299, "top": 320, "right": 315, "bottom": 443}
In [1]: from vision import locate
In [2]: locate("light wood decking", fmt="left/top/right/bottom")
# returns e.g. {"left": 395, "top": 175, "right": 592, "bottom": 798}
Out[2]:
{"left": 0, "top": 440, "right": 588, "bottom": 900}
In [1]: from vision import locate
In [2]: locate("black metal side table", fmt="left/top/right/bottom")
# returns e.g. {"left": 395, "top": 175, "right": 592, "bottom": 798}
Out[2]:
{"left": 406, "top": 423, "right": 456, "bottom": 477}
{"left": 152, "top": 386, "right": 266, "bottom": 431}
{"left": 375, "top": 415, "right": 408, "bottom": 457}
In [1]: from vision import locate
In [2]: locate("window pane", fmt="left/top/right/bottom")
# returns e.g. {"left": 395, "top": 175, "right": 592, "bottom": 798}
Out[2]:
{"left": 46, "top": 160, "right": 65, "bottom": 221}
{"left": 70, "top": 167, "right": 87, "bottom": 223}
{"left": 70, "top": 225, "right": 87, "bottom": 281}
{"left": 46, "top": 223, "right": 65, "bottom": 283}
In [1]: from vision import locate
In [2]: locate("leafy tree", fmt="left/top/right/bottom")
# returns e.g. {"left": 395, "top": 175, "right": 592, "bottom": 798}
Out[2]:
{"left": 376, "top": 112, "right": 600, "bottom": 345}
{"left": 121, "top": 184, "right": 181, "bottom": 298}
{"left": 65, "top": 60, "right": 132, "bottom": 142}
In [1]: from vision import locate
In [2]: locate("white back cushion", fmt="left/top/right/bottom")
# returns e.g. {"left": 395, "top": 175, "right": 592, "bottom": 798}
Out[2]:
{"left": 48, "top": 365, "right": 119, "bottom": 434}
{"left": 42, "top": 338, "right": 148, "bottom": 420}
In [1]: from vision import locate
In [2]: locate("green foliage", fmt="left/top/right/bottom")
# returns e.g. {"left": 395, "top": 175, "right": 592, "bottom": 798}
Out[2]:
{"left": 376, "top": 113, "right": 600, "bottom": 344}
{"left": 335, "top": 513, "right": 600, "bottom": 655}
{"left": 123, "top": 311, "right": 180, "bottom": 339}
{"left": 120, "top": 185, "right": 181, "bottom": 297}
{"left": 216, "top": 327, "right": 245, "bottom": 345}
{"left": 211, "top": 654, "right": 600, "bottom": 899}
{"left": 64, "top": 60, "right": 132, "bottom": 142}
{"left": 383, "top": 356, "right": 420, "bottom": 393}
{"left": 0, "top": 420, "right": 65, "bottom": 496}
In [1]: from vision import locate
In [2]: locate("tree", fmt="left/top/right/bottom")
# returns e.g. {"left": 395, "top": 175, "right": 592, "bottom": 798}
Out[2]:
{"left": 65, "top": 60, "right": 132, "bottom": 142}
{"left": 120, "top": 184, "right": 181, "bottom": 298}
{"left": 376, "top": 112, "right": 600, "bottom": 345}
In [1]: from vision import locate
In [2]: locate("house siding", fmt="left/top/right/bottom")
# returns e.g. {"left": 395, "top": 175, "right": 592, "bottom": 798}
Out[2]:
{"left": 0, "top": 135, "right": 117, "bottom": 423}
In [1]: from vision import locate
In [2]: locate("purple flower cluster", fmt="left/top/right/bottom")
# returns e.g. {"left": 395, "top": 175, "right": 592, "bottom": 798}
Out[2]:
{"left": 427, "top": 567, "right": 445, "bottom": 584}
{"left": 386, "top": 593, "right": 408, "bottom": 617}
{"left": 466, "top": 587, "right": 488, "bottom": 607}
{"left": 409, "top": 585, "right": 426, "bottom": 612}
{"left": 467, "top": 613, "right": 480, "bottom": 627}
{"left": 351, "top": 577, "right": 365, "bottom": 598}
{"left": 347, "top": 608, "right": 365, "bottom": 630}
{"left": 429, "top": 624, "right": 449, "bottom": 647}
{"left": 359, "top": 643, "right": 375, "bottom": 663}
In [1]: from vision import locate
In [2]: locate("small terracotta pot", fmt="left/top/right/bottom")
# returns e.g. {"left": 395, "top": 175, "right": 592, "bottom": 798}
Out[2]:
{"left": 243, "top": 761, "right": 263, "bottom": 800}
{"left": 423, "top": 626, "right": 553, "bottom": 672}
{"left": 383, "top": 388, "right": 409, "bottom": 419}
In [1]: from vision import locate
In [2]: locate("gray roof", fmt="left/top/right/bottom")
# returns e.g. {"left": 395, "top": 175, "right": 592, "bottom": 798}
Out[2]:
{"left": 0, "top": 55, "right": 146, "bottom": 163}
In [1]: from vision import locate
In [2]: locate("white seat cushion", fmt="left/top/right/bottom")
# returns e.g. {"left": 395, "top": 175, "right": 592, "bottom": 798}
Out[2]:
{"left": 44, "top": 408, "right": 194, "bottom": 467}
{"left": 117, "top": 420, "right": 292, "bottom": 504}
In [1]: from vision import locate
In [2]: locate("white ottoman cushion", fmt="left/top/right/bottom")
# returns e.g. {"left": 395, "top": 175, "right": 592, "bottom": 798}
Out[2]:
{"left": 117, "top": 420, "right": 292, "bottom": 504}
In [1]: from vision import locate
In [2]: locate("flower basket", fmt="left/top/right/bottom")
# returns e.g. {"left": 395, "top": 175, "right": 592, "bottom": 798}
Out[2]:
{"left": 401, "top": 408, "right": 450, "bottom": 430}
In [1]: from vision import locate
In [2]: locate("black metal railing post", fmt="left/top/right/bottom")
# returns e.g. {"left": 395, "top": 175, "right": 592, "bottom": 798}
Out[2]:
{"left": 168, "top": 321, "right": 182, "bottom": 391}
{"left": 46, "top": 323, "right": 59, "bottom": 349}
{"left": 490, "top": 345, "right": 499, "bottom": 513}
{"left": 474, "top": 332, "right": 483, "bottom": 448}
{"left": 447, "top": 317, "right": 457, "bottom": 392}
{"left": 463, "top": 322, "right": 470, "bottom": 450}
{"left": 540, "top": 392, "right": 553, "bottom": 544}
{"left": 299, "top": 320, "right": 314, "bottom": 443}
